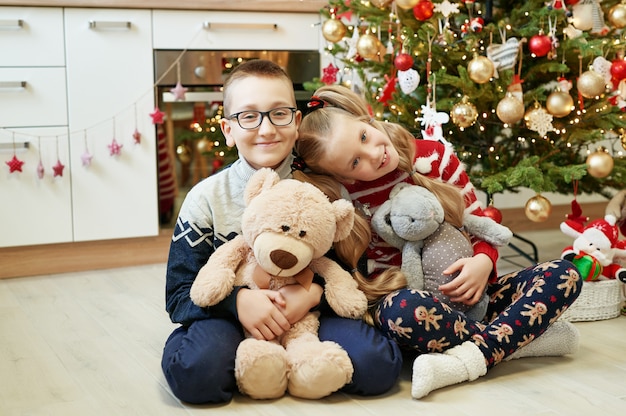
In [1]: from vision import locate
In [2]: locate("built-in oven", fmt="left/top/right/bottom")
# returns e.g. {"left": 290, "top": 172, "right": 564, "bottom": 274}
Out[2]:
{"left": 153, "top": 50, "right": 320, "bottom": 225}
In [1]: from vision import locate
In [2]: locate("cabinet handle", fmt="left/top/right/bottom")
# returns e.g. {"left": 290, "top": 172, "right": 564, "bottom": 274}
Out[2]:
{"left": 0, "top": 19, "right": 23, "bottom": 29}
{"left": 89, "top": 20, "right": 132, "bottom": 30}
{"left": 203, "top": 22, "right": 278, "bottom": 31}
{"left": 0, "top": 141, "right": 29, "bottom": 150}
{"left": 0, "top": 81, "right": 26, "bottom": 89}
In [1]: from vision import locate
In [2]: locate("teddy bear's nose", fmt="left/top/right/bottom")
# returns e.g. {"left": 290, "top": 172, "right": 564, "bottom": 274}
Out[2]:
{"left": 270, "top": 249, "right": 298, "bottom": 270}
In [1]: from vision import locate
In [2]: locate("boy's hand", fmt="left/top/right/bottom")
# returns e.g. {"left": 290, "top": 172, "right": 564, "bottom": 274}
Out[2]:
{"left": 439, "top": 253, "right": 492, "bottom": 306}
{"left": 275, "top": 282, "right": 323, "bottom": 325}
{"left": 236, "top": 288, "right": 291, "bottom": 341}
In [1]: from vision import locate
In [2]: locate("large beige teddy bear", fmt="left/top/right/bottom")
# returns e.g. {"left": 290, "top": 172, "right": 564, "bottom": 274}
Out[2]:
{"left": 190, "top": 168, "right": 368, "bottom": 400}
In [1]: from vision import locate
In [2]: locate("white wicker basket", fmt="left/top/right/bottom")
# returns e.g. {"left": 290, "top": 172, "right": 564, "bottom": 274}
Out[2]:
{"left": 560, "top": 279, "right": 624, "bottom": 322}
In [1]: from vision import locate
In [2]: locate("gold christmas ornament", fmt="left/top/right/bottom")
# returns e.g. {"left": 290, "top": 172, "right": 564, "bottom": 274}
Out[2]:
{"left": 322, "top": 18, "right": 347, "bottom": 43}
{"left": 496, "top": 93, "right": 525, "bottom": 124}
{"left": 196, "top": 137, "right": 211, "bottom": 154}
{"left": 395, "top": 0, "right": 420, "bottom": 9}
{"left": 608, "top": 3, "right": 626, "bottom": 28}
{"left": 357, "top": 33, "right": 383, "bottom": 60}
{"left": 622, "top": 133, "right": 626, "bottom": 151}
{"left": 586, "top": 148, "right": 614, "bottom": 178}
{"left": 451, "top": 96, "right": 478, "bottom": 128}
{"left": 370, "top": 0, "right": 393, "bottom": 7}
{"left": 525, "top": 195, "right": 552, "bottom": 222}
{"left": 467, "top": 55, "right": 494, "bottom": 84}
{"left": 546, "top": 90, "right": 575, "bottom": 117}
{"left": 176, "top": 144, "right": 192, "bottom": 165}
{"left": 577, "top": 70, "right": 606, "bottom": 98}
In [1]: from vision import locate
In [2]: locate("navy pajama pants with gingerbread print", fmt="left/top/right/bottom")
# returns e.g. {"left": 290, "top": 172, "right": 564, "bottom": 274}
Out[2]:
{"left": 374, "top": 259, "right": 581, "bottom": 369}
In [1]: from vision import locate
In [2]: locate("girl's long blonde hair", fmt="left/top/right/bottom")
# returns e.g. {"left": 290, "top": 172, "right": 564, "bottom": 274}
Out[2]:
{"left": 294, "top": 85, "right": 468, "bottom": 319}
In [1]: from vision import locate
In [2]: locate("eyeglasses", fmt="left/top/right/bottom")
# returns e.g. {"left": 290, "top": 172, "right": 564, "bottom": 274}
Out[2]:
{"left": 227, "top": 107, "right": 297, "bottom": 130}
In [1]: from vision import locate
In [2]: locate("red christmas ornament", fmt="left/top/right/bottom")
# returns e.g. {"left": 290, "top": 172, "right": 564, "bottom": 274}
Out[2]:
{"left": 528, "top": 34, "right": 552, "bottom": 57}
{"left": 150, "top": 107, "right": 165, "bottom": 124}
{"left": 52, "top": 159, "right": 65, "bottom": 177}
{"left": 394, "top": 53, "right": 414, "bottom": 71}
{"left": 321, "top": 63, "right": 339, "bottom": 85}
{"left": 413, "top": 0, "right": 434, "bottom": 21}
{"left": 483, "top": 205, "right": 503, "bottom": 224}
{"left": 132, "top": 128, "right": 142, "bottom": 145}
{"left": 611, "top": 59, "right": 626, "bottom": 83}
{"left": 5, "top": 154, "right": 25, "bottom": 173}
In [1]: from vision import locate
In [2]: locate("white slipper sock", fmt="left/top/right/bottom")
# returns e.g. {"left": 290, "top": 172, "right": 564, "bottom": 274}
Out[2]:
{"left": 411, "top": 341, "right": 487, "bottom": 399}
{"left": 507, "top": 321, "right": 580, "bottom": 361}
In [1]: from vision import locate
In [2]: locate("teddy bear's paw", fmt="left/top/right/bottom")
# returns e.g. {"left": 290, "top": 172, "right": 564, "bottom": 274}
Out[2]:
{"left": 286, "top": 340, "right": 353, "bottom": 399}
{"left": 189, "top": 269, "right": 236, "bottom": 307}
{"left": 235, "top": 338, "right": 288, "bottom": 399}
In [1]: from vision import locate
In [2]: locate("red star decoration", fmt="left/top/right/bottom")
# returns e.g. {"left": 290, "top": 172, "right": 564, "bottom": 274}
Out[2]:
{"left": 37, "top": 160, "right": 45, "bottom": 179}
{"left": 170, "top": 82, "right": 188, "bottom": 101}
{"left": 150, "top": 107, "right": 165, "bottom": 124}
{"left": 132, "top": 128, "right": 142, "bottom": 144}
{"left": 321, "top": 63, "right": 340, "bottom": 85}
{"left": 6, "top": 155, "right": 25, "bottom": 173}
{"left": 108, "top": 138, "right": 123, "bottom": 156}
{"left": 52, "top": 159, "right": 65, "bottom": 177}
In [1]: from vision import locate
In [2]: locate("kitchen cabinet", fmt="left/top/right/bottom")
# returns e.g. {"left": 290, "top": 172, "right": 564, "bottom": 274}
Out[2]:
{"left": 152, "top": 10, "right": 321, "bottom": 51}
{"left": 64, "top": 8, "right": 158, "bottom": 242}
{"left": 1, "top": 7, "right": 158, "bottom": 248}
{"left": 0, "top": 7, "right": 72, "bottom": 248}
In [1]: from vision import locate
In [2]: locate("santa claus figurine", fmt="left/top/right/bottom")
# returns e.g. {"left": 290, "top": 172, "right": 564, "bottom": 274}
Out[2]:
{"left": 560, "top": 214, "right": 626, "bottom": 282}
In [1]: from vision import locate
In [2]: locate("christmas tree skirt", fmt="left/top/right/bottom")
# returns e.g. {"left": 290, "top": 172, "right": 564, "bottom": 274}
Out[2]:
{"left": 560, "top": 280, "right": 624, "bottom": 322}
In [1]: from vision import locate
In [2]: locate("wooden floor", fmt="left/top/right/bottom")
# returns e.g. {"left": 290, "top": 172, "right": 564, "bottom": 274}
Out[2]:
{"left": 2, "top": 229, "right": 626, "bottom": 415}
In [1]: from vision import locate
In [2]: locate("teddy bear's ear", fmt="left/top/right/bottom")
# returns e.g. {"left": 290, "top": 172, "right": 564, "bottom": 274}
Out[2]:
{"left": 331, "top": 198, "right": 355, "bottom": 242}
{"left": 244, "top": 168, "right": 280, "bottom": 205}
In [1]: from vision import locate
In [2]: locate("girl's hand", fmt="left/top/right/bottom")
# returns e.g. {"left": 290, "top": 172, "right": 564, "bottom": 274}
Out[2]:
{"left": 439, "top": 253, "right": 493, "bottom": 305}
{"left": 275, "top": 282, "right": 323, "bottom": 325}
{"left": 236, "top": 288, "right": 291, "bottom": 341}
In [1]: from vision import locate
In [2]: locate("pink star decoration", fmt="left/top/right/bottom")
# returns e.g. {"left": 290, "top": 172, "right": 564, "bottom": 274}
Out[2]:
{"left": 132, "top": 128, "right": 142, "bottom": 145}
{"left": 322, "top": 63, "right": 340, "bottom": 85}
{"left": 108, "top": 138, "right": 123, "bottom": 156}
{"left": 6, "top": 154, "right": 25, "bottom": 173}
{"left": 52, "top": 159, "right": 65, "bottom": 177}
{"left": 37, "top": 160, "right": 45, "bottom": 179}
{"left": 150, "top": 107, "right": 165, "bottom": 124}
{"left": 81, "top": 150, "right": 93, "bottom": 166}
{"left": 170, "top": 82, "right": 188, "bottom": 101}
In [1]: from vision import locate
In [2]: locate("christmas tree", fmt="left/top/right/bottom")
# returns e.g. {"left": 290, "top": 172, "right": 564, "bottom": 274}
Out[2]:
{"left": 318, "top": 0, "right": 626, "bottom": 221}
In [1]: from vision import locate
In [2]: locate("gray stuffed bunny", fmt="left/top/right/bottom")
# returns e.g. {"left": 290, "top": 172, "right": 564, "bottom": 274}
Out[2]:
{"left": 371, "top": 183, "right": 513, "bottom": 321}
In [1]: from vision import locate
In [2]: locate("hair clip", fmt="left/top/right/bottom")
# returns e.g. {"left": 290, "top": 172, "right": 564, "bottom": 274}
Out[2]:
{"left": 290, "top": 155, "right": 308, "bottom": 172}
{"left": 305, "top": 96, "right": 326, "bottom": 115}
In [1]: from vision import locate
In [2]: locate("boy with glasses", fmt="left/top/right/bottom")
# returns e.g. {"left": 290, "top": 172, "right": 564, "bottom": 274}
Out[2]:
{"left": 161, "top": 59, "right": 402, "bottom": 404}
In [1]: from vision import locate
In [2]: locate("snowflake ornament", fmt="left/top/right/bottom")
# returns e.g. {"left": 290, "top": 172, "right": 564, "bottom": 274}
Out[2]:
{"left": 322, "top": 63, "right": 339, "bottom": 85}
{"left": 434, "top": 0, "right": 460, "bottom": 18}
{"left": 526, "top": 106, "right": 555, "bottom": 137}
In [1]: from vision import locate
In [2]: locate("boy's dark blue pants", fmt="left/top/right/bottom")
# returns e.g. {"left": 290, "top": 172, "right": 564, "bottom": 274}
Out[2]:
{"left": 161, "top": 315, "right": 403, "bottom": 404}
